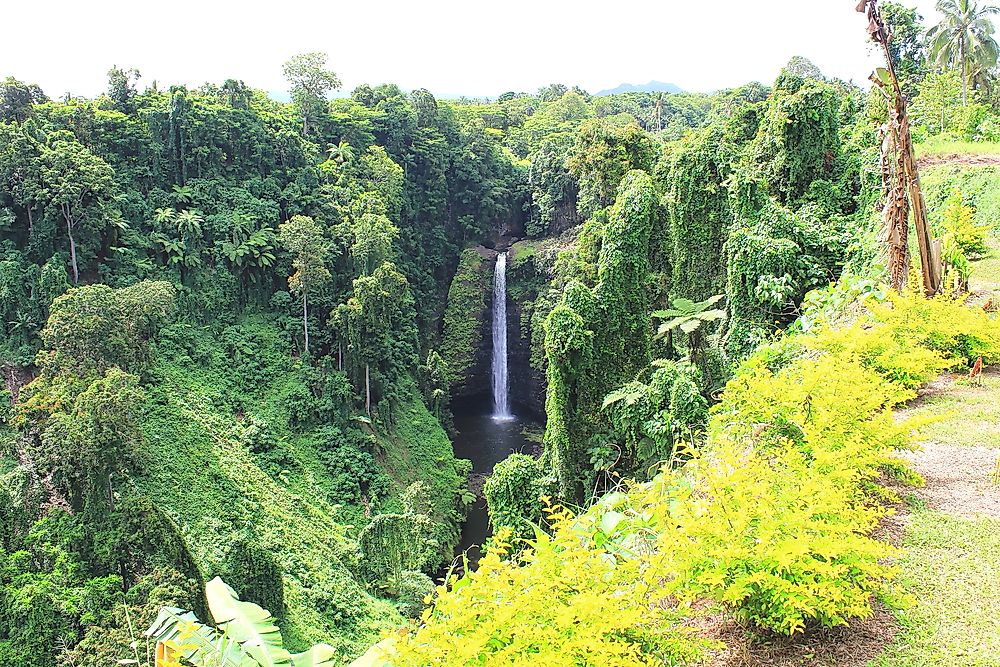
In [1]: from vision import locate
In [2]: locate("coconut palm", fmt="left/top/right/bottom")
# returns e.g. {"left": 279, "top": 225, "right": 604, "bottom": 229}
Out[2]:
{"left": 928, "top": 0, "right": 1000, "bottom": 104}
{"left": 326, "top": 140, "right": 355, "bottom": 166}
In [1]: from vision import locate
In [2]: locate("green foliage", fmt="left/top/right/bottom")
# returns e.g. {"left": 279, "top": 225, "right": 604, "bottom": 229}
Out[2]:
{"left": 439, "top": 249, "right": 491, "bottom": 390}
{"left": 19, "top": 368, "right": 143, "bottom": 508}
{"left": 39, "top": 138, "right": 117, "bottom": 284}
{"left": 724, "top": 199, "right": 847, "bottom": 359}
{"left": 283, "top": 52, "right": 341, "bottom": 135}
{"left": 920, "top": 163, "right": 1000, "bottom": 232}
{"left": 601, "top": 360, "right": 707, "bottom": 471}
{"left": 0, "top": 76, "right": 47, "bottom": 123}
{"left": 483, "top": 454, "right": 550, "bottom": 540}
{"left": 544, "top": 170, "right": 656, "bottom": 500}
{"left": 927, "top": 0, "right": 1000, "bottom": 104}
{"left": 279, "top": 214, "right": 331, "bottom": 355}
{"left": 663, "top": 126, "right": 734, "bottom": 301}
{"left": 911, "top": 70, "right": 965, "bottom": 135}
{"left": 566, "top": 117, "right": 657, "bottom": 219}
{"left": 146, "top": 576, "right": 340, "bottom": 667}
{"left": 881, "top": 2, "right": 928, "bottom": 95}
{"left": 358, "top": 483, "right": 440, "bottom": 592}
{"left": 36, "top": 280, "right": 176, "bottom": 375}
{"left": 937, "top": 191, "right": 990, "bottom": 257}
{"left": 390, "top": 284, "right": 1000, "bottom": 664}
{"left": 750, "top": 79, "right": 842, "bottom": 204}
{"left": 654, "top": 294, "right": 726, "bottom": 337}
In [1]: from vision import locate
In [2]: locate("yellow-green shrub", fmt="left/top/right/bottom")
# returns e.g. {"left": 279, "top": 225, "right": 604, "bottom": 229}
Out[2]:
{"left": 390, "top": 521, "right": 708, "bottom": 666}
{"left": 936, "top": 192, "right": 989, "bottom": 258}
{"left": 384, "top": 288, "right": 999, "bottom": 664}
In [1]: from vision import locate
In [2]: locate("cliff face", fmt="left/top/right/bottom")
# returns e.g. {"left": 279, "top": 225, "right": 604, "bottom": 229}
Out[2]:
{"left": 440, "top": 246, "right": 497, "bottom": 399}
{"left": 440, "top": 236, "right": 567, "bottom": 418}
{"left": 505, "top": 239, "right": 564, "bottom": 419}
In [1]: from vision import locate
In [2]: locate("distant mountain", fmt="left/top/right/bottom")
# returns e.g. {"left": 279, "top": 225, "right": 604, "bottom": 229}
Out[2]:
{"left": 595, "top": 81, "right": 683, "bottom": 96}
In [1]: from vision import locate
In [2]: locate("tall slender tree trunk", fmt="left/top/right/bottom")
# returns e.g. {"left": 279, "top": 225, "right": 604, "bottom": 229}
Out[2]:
{"left": 302, "top": 292, "right": 309, "bottom": 356}
{"left": 365, "top": 363, "right": 371, "bottom": 416}
{"left": 64, "top": 207, "right": 79, "bottom": 284}
{"left": 962, "top": 39, "right": 968, "bottom": 106}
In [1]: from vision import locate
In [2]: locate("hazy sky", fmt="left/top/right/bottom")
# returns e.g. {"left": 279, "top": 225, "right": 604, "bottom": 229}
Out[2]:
{"left": 4, "top": 0, "right": 943, "bottom": 99}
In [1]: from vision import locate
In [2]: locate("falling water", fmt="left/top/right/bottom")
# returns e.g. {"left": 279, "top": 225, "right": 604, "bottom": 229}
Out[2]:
{"left": 492, "top": 252, "right": 513, "bottom": 421}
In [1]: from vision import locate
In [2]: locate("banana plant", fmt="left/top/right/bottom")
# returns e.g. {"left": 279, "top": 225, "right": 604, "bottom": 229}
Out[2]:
{"left": 145, "top": 577, "right": 339, "bottom": 667}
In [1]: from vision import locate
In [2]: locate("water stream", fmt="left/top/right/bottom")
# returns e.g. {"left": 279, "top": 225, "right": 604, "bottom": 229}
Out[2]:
{"left": 491, "top": 252, "right": 512, "bottom": 421}
{"left": 452, "top": 399, "right": 535, "bottom": 563}
{"left": 451, "top": 252, "right": 534, "bottom": 564}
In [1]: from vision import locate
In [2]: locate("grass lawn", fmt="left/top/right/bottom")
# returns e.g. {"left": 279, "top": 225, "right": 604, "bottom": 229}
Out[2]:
{"left": 904, "top": 373, "right": 1000, "bottom": 449}
{"left": 872, "top": 506, "right": 1000, "bottom": 667}
{"left": 916, "top": 137, "right": 1000, "bottom": 159}
{"left": 969, "top": 240, "right": 1000, "bottom": 296}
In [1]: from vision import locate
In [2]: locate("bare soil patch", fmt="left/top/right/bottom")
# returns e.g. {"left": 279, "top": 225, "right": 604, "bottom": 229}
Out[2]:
{"left": 699, "top": 604, "right": 897, "bottom": 667}
{"left": 900, "top": 442, "right": 1000, "bottom": 518}
{"left": 917, "top": 153, "right": 1000, "bottom": 169}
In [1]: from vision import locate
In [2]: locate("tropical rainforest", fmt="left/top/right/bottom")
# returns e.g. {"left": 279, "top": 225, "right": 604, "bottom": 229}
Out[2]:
{"left": 2, "top": 1, "right": 1000, "bottom": 666}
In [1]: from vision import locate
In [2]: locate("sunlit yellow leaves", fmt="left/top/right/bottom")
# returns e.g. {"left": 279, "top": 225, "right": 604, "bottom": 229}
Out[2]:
{"left": 387, "top": 287, "right": 1000, "bottom": 663}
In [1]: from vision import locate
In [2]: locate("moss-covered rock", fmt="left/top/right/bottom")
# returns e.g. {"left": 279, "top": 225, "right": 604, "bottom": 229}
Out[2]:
{"left": 507, "top": 239, "right": 561, "bottom": 416}
{"left": 440, "top": 247, "right": 495, "bottom": 398}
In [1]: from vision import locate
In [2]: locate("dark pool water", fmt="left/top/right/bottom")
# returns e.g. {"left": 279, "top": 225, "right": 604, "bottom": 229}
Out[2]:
{"left": 451, "top": 397, "right": 538, "bottom": 563}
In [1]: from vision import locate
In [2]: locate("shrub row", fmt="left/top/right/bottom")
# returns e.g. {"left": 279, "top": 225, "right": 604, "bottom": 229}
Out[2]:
{"left": 387, "top": 289, "right": 999, "bottom": 666}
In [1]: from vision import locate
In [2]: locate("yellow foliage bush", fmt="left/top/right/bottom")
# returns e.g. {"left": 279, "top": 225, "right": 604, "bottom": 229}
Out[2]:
{"left": 384, "top": 289, "right": 999, "bottom": 665}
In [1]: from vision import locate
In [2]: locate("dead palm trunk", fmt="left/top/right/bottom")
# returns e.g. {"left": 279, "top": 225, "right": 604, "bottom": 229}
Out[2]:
{"left": 861, "top": 0, "right": 942, "bottom": 295}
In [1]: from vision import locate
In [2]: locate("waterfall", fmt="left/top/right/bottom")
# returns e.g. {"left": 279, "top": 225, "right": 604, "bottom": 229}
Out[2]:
{"left": 492, "top": 252, "right": 513, "bottom": 421}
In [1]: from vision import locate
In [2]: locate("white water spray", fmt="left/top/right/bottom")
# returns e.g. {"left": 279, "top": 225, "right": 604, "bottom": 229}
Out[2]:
{"left": 492, "top": 252, "right": 513, "bottom": 421}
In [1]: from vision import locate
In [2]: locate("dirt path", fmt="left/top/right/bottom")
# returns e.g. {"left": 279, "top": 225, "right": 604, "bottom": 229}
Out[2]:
{"left": 895, "top": 370, "right": 1000, "bottom": 519}
{"left": 869, "top": 235, "right": 1000, "bottom": 667}
{"left": 917, "top": 153, "right": 1000, "bottom": 169}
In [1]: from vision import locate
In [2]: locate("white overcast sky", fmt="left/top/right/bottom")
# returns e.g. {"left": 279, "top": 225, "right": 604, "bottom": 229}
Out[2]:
{"left": 4, "top": 0, "right": 943, "bottom": 99}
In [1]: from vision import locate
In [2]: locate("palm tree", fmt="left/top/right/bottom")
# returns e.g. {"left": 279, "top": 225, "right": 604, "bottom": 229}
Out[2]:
{"left": 928, "top": 0, "right": 1000, "bottom": 104}
{"left": 326, "top": 140, "right": 355, "bottom": 166}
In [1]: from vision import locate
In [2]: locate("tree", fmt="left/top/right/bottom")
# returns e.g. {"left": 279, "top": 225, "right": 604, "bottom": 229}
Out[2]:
{"left": 654, "top": 295, "right": 725, "bottom": 358}
{"left": 38, "top": 281, "right": 176, "bottom": 375}
{"left": 334, "top": 262, "right": 417, "bottom": 416}
{"left": 282, "top": 52, "right": 341, "bottom": 135}
{"left": 566, "top": 117, "right": 657, "bottom": 219}
{"left": 411, "top": 88, "right": 438, "bottom": 127}
{"left": 538, "top": 83, "right": 569, "bottom": 102}
{"left": 25, "top": 368, "right": 144, "bottom": 508}
{"left": 350, "top": 208, "right": 398, "bottom": 276}
{"left": 0, "top": 122, "right": 44, "bottom": 234}
{"left": 0, "top": 76, "right": 47, "bottom": 123}
{"left": 106, "top": 66, "right": 141, "bottom": 112}
{"left": 220, "top": 78, "right": 253, "bottom": 108}
{"left": 882, "top": 2, "right": 928, "bottom": 94}
{"left": 782, "top": 56, "right": 825, "bottom": 80}
{"left": 912, "top": 69, "right": 964, "bottom": 133}
{"left": 326, "top": 140, "right": 355, "bottom": 166}
{"left": 40, "top": 140, "right": 116, "bottom": 284}
{"left": 928, "top": 0, "right": 1000, "bottom": 104}
{"left": 278, "top": 215, "right": 331, "bottom": 356}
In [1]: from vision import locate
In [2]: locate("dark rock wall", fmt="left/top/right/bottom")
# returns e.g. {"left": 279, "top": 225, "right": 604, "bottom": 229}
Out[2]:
{"left": 441, "top": 246, "right": 496, "bottom": 399}
{"left": 441, "top": 237, "right": 566, "bottom": 420}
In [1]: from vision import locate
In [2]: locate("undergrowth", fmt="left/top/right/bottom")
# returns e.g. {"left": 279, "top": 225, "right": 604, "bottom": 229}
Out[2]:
{"left": 384, "top": 289, "right": 999, "bottom": 666}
